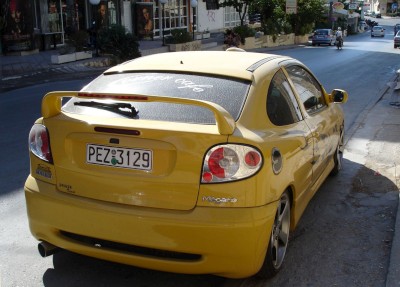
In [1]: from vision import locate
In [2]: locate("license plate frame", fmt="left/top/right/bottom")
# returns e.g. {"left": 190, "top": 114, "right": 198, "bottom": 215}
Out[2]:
{"left": 86, "top": 144, "right": 153, "bottom": 171}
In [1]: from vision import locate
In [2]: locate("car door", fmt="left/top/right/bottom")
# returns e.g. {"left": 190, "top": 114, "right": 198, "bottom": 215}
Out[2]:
{"left": 284, "top": 65, "right": 333, "bottom": 186}
{"left": 266, "top": 69, "right": 314, "bottom": 201}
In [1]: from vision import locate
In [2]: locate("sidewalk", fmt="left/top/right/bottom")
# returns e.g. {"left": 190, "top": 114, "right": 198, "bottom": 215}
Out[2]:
{"left": 344, "top": 77, "right": 400, "bottom": 287}
{"left": 0, "top": 34, "right": 399, "bottom": 286}
{"left": 0, "top": 36, "right": 224, "bottom": 77}
{"left": 0, "top": 35, "right": 227, "bottom": 92}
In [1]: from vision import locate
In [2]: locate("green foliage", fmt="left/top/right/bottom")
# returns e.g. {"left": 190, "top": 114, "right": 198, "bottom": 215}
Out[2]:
{"left": 65, "top": 30, "right": 89, "bottom": 52}
{"left": 97, "top": 24, "right": 141, "bottom": 64}
{"left": 165, "top": 28, "right": 193, "bottom": 44}
{"left": 250, "top": 0, "right": 324, "bottom": 36}
{"left": 288, "top": 0, "right": 325, "bottom": 35}
{"left": 233, "top": 25, "right": 256, "bottom": 44}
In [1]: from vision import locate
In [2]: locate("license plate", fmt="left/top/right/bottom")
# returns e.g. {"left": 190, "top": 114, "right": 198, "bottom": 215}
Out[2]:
{"left": 87, "top": 144, "right": 152, "bottom": 171}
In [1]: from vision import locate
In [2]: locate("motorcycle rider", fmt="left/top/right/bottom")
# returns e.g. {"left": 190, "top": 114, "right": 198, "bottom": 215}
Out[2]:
{"left": 336, "top": 27, "right": 343, "bottom": 47}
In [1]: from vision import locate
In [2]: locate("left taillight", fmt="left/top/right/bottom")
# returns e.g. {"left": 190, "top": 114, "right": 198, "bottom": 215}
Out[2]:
{"left": 29, "top": 124, "right": 53, "bottom": 163}
{"left": 201, "top": 144, "right": 262, "bottom": 183}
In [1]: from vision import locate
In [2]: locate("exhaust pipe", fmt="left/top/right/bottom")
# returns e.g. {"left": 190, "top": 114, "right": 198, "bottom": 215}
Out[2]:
{"left": 38, "top": 241, "right": 60, "bottom": 257}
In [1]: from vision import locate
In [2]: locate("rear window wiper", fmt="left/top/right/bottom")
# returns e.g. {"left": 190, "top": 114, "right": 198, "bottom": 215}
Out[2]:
{"left": 74, "top": 101, "right": 139, "bottom": 118}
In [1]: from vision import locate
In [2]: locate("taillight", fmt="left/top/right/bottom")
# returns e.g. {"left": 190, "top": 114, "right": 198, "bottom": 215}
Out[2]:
{"left": 29, "top": 124, "right": 53, "bottom": 163}
{"left": 202, "top": 144, "right": 262, "bottom": 183}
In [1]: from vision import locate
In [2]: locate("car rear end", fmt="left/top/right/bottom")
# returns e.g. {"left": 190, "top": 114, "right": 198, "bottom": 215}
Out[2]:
{"left": 394, "top": 24, "right": 400, "bottom": 35}
{"left": 312, "top": 29, "right": 334, "bottom": 46}
{"left": 25, "top": 52, "right": 285, "bottom": 278}
{"left": 395, "top": 31, "right": 400, "bottom": 48}
{"left": 371, "top": 26, "right": 384, "bottom": 37}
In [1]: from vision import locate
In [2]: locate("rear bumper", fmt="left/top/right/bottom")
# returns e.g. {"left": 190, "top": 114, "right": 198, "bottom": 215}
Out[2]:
{"left": 312, "top": 39, "right": 333, "bottom": 45}
{"left": 24, "top": 175, "right": 277, "bottom": 278}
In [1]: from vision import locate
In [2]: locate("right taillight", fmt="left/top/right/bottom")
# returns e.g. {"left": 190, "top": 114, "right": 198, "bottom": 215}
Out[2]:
{"left": 29, "top": 124, "right": 53, "bottom": 163}
{"left": 201, "top": 144, "right": 263, "bottom": 183}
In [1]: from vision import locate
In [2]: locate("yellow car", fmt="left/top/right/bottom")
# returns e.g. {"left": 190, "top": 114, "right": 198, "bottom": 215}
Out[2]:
{"left": 25, "top": 50, "right": 347, "bottom": 279}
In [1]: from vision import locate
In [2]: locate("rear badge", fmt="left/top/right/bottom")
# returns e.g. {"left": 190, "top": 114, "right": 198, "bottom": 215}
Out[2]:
{"left": 202, "top": 196, "right": 238, "bottom": 204}
{"left": 59, "top": 183, "right": 75, "bottom": 194}
{"left": 35, "top": 164, "right": 52, "bottom": 179}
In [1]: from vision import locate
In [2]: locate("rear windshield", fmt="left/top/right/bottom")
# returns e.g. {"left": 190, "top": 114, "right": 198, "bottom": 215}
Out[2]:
{"left": 314, "top": 30, "right": 328, "bottom": 35}
{"left": 62, "top": 72, "right": 251, "bottom": 124}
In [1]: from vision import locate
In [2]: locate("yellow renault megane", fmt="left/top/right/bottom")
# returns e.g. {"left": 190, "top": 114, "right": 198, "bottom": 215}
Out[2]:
{"left": 25, "top": 50, "right": 347, "bottom": 279}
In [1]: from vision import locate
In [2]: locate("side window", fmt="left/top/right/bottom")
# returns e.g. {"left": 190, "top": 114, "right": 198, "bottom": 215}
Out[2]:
{"left": 267, "top": 70, "right": 303, "bottom": 126}
{"left": 285, "top": 65, "right": 327, "bottom": 114}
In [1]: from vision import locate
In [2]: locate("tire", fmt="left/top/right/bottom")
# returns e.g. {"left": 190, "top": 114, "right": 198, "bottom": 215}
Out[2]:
{"left": 330, "top": 129, "right": 344, "bottom": 176}
{"left": 257, "top": 191, "right": 291, "bottom": 279}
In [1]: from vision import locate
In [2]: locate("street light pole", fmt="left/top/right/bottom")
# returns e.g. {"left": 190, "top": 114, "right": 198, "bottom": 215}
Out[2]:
{"left": 160, "top": 0, "right": 167, "bottom": 45}
{"left": 190, "top": 0, "right": 198, "bottom": 40}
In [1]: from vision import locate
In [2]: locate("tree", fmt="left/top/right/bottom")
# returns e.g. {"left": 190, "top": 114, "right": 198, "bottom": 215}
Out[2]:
{"left": 219, "top": 0, "right": 257, "bottom": 26}
{"left": 251, "top": 0, "right": 289, "bottom": 35}
{"left": 250, "top": 0, "right": 325, "bottom": 36}
{"left": 287, "top": 0, "right": 325, "bottom": 35}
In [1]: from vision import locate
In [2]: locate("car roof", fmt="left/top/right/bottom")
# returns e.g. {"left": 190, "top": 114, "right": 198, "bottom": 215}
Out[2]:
{"left": 104, "top": 51, "right": 292, "bottom": 80}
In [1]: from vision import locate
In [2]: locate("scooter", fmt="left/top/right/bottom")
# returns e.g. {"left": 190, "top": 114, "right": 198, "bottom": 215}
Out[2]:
{"left": 336, "top": 37, "right": 343, "bottom": 50}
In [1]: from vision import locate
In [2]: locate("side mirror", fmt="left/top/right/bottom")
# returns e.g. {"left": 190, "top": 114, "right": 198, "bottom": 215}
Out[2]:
{"left": 330, "top": 89, "right": 348, "bottom": 104}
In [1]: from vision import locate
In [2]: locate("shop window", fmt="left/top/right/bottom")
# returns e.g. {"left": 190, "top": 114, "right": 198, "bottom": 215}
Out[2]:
{"left": 96, "top": 1, "right": 118, "bottom": 29}
{"left": 224, "top": 6, "right": 240, "bottom": 29}
{"left": 135, "top": 0, "right": 189, "bottom": 40}
{"left": 48, "top": 1, "right": 61, "bottom": 32}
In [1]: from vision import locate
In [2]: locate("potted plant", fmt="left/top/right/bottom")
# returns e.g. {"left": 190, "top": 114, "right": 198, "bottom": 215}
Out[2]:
{"left": 97, "top": 24, "right": 141, "bottom": 64}
{"left": 51, "top": 29, "right": 92, "bottom": 64}
{"left": 165, "top": 28, "right": 201, "bottom": 52}
{"left": 202, "top": 28, "right": 210, "bottom": 39}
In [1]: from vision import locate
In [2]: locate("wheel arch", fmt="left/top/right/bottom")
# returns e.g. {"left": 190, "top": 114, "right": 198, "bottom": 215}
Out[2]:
{"left": 283, "top": 185, "right": 296, "bottom": 230}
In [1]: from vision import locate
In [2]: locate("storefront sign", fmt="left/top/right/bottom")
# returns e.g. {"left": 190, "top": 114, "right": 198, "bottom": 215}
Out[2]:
{"left": 286, "top": 0, "right": 297, "bottom": 14}
{"left": 348, "top": 3, "right": 358, "bottom": 10}
{"left": 332, "top": 2, "right": 344, "bottom": 11}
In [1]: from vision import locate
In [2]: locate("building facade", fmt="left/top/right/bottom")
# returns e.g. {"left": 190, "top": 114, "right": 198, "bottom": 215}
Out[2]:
{"left": 1, "top": 0, "right": 240, "bottom": 54}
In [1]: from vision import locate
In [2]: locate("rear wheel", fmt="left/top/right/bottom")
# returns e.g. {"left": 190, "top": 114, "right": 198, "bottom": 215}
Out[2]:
{"left": 257, "top": 191, "right": 291, "bottom": 279}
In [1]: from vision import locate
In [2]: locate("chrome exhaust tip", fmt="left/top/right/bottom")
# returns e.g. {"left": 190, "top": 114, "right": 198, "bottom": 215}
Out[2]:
{"left": 38, "top": 241, "right": 60, "bottom": 257}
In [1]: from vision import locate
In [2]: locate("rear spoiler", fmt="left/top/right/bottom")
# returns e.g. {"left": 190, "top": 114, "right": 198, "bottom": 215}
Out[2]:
{"left": 41, "top": 91, "right": 236, "bottom": 135}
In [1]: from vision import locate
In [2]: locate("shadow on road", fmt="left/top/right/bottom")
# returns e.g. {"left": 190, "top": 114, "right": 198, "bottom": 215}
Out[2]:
{"left": 43, "top": 250, "right": 225, "bottom": 287}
